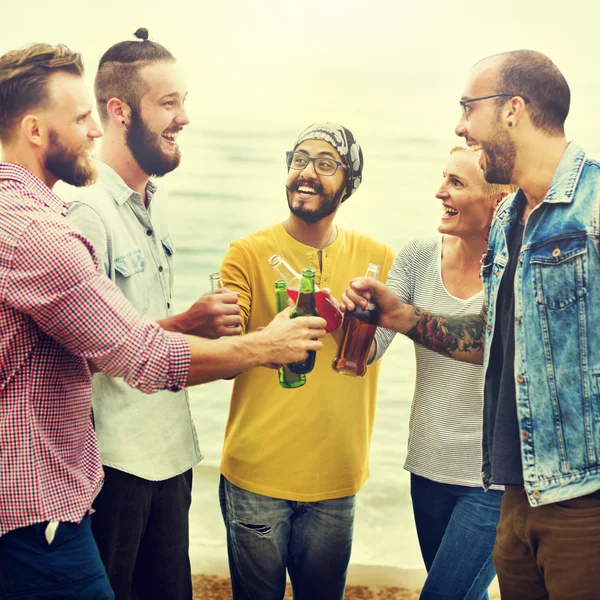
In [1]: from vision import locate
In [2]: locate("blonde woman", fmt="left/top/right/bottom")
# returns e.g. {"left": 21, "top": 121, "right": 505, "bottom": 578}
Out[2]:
{"left": 374, "top": 148, "right": 516, "bottom": 600}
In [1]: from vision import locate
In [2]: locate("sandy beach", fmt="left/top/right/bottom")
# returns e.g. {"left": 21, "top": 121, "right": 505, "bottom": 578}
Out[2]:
{"left": 192, "top": 575, "right": 421, "bottom": 599}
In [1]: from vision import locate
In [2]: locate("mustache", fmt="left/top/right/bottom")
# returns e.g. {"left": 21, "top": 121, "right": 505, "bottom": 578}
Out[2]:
{"left": 163, "top": 126, "right": 184, "bottom": 135}
{"left": 286, "top": 179, "right": 324, "bottom": 195}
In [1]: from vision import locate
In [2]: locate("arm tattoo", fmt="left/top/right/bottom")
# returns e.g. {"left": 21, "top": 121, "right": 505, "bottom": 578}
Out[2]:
{"left": 405, "top": 304, "right": 487, "bottom": 358}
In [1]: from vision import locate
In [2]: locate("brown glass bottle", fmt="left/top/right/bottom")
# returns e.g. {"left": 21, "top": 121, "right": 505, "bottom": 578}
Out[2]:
{"left": 332, "top": 263, "right": 381, "bottom": 377}
{"left": 287, "top": 268, "right": 319, "bottom": 375}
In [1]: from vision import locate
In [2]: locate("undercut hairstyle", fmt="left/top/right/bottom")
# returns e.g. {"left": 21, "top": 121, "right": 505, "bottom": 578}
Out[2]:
{"left": 95, "top": 27, "right": 175, "bottom": 124}
{"left": 489, "top": 50, "right": 570, "bottom": 135}
{"left": 450, "top": 146, "right": 518, "bottom": 196}
{"left": 0, "top": 43, "right": 83, "bottom": 142}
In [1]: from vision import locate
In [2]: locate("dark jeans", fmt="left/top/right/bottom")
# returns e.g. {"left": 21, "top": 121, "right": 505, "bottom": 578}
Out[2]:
{"left": 411, "top": 473, "right": 503, "bottom": 600}
{"left": 219, "top": 475, "right": 355, "bottom": 600}
{"left": 0, "top": 514, "right": 114, "bottom": 599}
{"left": 493, "top": 485, "right": 600, "bottom": 600}
{"left": 92, "top": 466, "right": 193, "bottom": 600}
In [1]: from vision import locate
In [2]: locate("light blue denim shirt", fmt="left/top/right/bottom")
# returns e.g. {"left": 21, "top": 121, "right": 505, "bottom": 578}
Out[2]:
{"left": 67, "top": 161, "right": 202, "bottom": 480}
{"left": 482, "top": 142, "right": 600, "bottom": 506}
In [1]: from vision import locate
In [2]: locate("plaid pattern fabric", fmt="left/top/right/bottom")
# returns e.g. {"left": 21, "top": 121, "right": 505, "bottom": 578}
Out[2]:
{"left": 0, "top": 163, "right": 191, "bottom": 536}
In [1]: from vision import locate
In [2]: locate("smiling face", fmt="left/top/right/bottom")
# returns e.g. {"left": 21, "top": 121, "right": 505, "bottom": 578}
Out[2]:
{"left": 285, "top": 139, "right": 347, "bottom": 224}
{"left": 455, "top": 59, "right": 517, "bottom": 185}
{"left": 436, "top": 150, "right": 497, "bottom": 240}
{"left": 125, "top": 61, "right": 189, "bottom": 177}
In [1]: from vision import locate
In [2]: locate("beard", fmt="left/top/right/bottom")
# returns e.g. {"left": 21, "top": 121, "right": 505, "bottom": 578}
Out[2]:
{"left": 126, "top": 109, "right": 181, "bottom": 177}
{"left": 480, "top": 119, "right": 517, "bottom": 185}
{"left": 45, "top": 130, "right": 97, "bottom": 187}
{"left": 286, "top": 179, "right": 346, "bottom": 224}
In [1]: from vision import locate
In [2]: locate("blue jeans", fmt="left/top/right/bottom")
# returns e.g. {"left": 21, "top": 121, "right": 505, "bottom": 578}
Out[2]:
{"left": 219, "top": 475, "right": 355, "bottom": 600}
{"left": 0, "top": 515, "right": 114, "bottom": 599}
{"left": 411, "top": 473, "right": 503, "bottom": 600}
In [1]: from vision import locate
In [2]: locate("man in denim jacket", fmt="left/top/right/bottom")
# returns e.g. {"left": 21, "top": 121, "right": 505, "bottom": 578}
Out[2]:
{"left": 343, "top": 50, "right": 600, "bottom": 599}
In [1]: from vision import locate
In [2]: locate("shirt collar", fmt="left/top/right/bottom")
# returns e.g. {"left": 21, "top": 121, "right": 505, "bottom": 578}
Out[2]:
{"left": 543, "top": 141, "right": 586, "bottom": 205}
{"left": 0, "top": 162, "right": 67, "bottom": 215}
{"left": 95, "top": 159, "right": 158, "bottom": 206}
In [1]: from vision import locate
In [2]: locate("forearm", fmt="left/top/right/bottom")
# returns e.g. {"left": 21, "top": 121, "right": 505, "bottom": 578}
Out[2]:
{"left": 184, "top": 332, "right": 271, "bottom": 385}
{"left": 402, "top": 305, "right": 485, "bottom": 364}
{"left": 157, "top": 315, "right": 181, "bottom": 333}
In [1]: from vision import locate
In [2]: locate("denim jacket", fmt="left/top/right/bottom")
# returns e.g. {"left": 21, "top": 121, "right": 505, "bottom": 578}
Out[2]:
{"left": 481, "top": 142, "right": 600, "bottom": 506}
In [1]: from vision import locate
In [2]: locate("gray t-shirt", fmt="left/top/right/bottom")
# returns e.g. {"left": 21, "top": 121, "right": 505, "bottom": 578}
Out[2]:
{"left": 375, "top": 236, "right": 500, "bottom": 489}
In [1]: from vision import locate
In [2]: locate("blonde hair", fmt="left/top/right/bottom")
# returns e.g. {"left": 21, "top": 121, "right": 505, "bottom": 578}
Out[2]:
{"left": 449, "top": 146, "right": 518, "bottom": 196}
{"left": 0, "top": 43, "right": 83, "bottom": 141}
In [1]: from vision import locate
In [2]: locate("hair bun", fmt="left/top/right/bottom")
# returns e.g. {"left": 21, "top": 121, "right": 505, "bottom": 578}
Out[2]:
{"left": 133, "top": 28, "right": 149, "bottom": 41}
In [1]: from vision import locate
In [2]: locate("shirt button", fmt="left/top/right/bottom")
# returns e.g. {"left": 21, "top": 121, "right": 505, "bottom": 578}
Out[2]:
{"left": 146, "top": 229, "right": 153, "bottom": 236}
{"left": 532, "top": 490, "right": 542, "bottom": 500}
{"left": 167, "top": 302, "right": 171, "bottom": 309}
{"left": 158, "top": 266, "right": 164, "bottom": 272}
{"left": 514, "top": 317, "right": 521, "bottom": 325}
{"left": 517, "top": 373, "right": 525, "bottom": 383}
{"left": 522, "top": 430, "right": 529, "bottom": 441}
{"left": 552, "top": 246, "right": 561, "bottom": 258}
{"left": 519, "top": 256, "right": 524, "bottom": 264}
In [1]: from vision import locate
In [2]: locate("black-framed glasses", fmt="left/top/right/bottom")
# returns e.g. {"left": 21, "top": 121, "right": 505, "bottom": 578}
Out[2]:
{"left": 460, "top": 93, "right": 530, "bottom": 119}
{"left": 285, "top": 151, "right": 346, "bottom": 177}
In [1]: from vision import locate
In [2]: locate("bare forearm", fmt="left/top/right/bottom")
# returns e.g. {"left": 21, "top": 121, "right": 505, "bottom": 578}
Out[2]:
{"left": 403, "top": 305, "right": 486, "bottom": 364}
{"left": 184, "top": 334, "right": 263, "bottom": 385}
{"left": 157, "top": 316, "right": 181, "bottom": 333}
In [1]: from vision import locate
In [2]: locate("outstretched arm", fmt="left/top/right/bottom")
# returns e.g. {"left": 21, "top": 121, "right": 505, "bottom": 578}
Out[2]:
{"left": 342, "top": 277, "right": 486, "bottom": 365}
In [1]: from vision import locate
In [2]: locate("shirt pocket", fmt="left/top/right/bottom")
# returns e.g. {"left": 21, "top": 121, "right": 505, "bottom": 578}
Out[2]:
{"left": 530, "top": 235, "right": 587, "bottom": 309}
{"left": 114, "top": 249, "right": 149, "bottom": 313}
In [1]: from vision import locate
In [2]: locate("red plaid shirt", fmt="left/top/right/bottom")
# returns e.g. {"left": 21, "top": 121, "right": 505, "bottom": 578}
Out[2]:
{"left": 0, "top": 163, "right": 191, "bottom": 536}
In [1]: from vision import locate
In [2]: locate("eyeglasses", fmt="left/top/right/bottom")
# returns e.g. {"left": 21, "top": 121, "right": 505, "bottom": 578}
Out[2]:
{"left": 285, "top": 151, "right": 346, "bottom": 177}
{"left": 459, "top": 93, "right": 530, "bottom": 119}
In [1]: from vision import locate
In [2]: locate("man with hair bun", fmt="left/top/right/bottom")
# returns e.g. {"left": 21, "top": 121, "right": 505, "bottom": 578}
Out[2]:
{"left": 67, "top": 29, "right": 242, "bottom": 600}
{"left": 218, "top": 122, "right": 395, "bottom": 600}
{"left": 0, "top": 41, "right": 325, "bottom": 599}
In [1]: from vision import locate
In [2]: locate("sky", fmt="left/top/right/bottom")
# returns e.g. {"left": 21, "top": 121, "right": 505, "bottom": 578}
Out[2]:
{"left": 2, "top": 0, "right": 600, "bottom": 150}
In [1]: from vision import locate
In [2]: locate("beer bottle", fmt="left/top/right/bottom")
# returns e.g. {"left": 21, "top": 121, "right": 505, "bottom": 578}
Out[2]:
{"left": 287, "top": 267, "right": 319, "bottom": 375}
{"left": 268, "top": 254, "right": 302, "bottom": 292}
{"left": 332, "top": 263, "right": 381, "bottom": 377}
{"left": 275, "top": 280, "right": 306, "bottom": 389}
{"left": 209, "top": 272, "right": 224, "bottom": 292}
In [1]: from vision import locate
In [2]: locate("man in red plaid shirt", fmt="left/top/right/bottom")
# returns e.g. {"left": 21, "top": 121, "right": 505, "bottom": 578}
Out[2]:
{"left": 0, "top": 43, "right": 326, "bottom": 599}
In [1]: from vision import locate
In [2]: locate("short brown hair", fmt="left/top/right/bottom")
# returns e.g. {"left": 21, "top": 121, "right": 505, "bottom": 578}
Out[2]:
{"left": 487, "top": 50, "right": 570, "bottom": 135}
{"left": 94, "top": 28, "right": 174, "bottom": 124}
{"left": 0, "top": 43, "right": 83, "bottom": 142}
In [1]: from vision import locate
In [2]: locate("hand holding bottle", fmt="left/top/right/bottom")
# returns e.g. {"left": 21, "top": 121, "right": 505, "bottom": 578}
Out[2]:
{"left": 341, "top": 276, "right": 414, "bottom": 334}
{"left": 259, "top": 308, "right": 326, "bottom": 365}
{"left": 170, "top": 290, "right": 242, "bottom": 338}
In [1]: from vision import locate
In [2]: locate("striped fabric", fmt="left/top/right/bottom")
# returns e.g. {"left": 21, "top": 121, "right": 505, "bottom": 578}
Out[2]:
{"left": 0, "top": 163, "right": 191, "bottom": 536}
{"left": 375, "top": 236, "right": 497, "bottom": 489}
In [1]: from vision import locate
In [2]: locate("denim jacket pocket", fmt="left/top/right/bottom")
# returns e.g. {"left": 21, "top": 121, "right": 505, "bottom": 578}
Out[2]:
{"left": 114, "top": 249, "right": 146, "bottom": 277}
{"left": 530, "top": 235, "right": 587, "bottom": 309}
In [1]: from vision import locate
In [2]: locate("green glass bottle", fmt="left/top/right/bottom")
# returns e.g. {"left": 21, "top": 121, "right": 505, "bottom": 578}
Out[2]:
{"left": 275, "top": 280, "right": 306, "bottom": 389}
{"left": 287, "top": 268, "right": 319, "bottom": 375}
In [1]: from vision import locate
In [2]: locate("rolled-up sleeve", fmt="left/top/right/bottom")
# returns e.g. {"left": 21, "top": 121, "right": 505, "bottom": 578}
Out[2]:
{"left": 6, "top": 215, "right": 190, "bottom": 393}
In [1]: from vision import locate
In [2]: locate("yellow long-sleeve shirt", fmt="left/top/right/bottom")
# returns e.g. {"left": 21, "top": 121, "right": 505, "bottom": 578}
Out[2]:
{"left": 219, "top": 223, "right": 394, "bottom": 501}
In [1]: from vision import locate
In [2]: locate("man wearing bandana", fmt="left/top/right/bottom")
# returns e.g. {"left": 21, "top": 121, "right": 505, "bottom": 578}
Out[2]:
{"left": 218, "top": 123, "right": 395, "bottom": 600}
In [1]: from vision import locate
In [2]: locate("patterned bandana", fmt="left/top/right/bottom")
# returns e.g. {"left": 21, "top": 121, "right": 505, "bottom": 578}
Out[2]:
{"left": 293, "top": 122, "right": 363, "bottom": 201}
